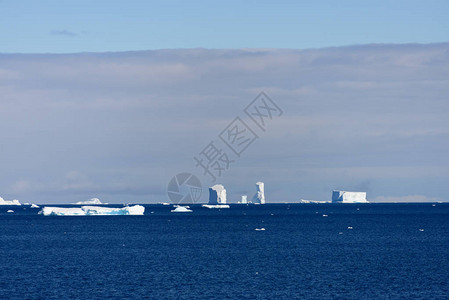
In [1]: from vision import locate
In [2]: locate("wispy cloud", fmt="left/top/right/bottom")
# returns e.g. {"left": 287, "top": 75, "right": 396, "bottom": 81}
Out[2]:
{"left": 51, "top": 29, "right": 78, "bottom": 37}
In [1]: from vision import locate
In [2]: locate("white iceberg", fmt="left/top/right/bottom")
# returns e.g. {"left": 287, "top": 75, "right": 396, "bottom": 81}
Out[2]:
{"left": 299, "top": 199, "right": 330, "bottom": 204}
{"left": 202, "top": 204, "right": 230, "bottom": 209}
{"left": 208, "top": 184, "right": 227, "bottom": 204}
{"left": 30, "top": 204, "right": 40, "bottom": 208}
{"left": 0, "top": 197, "right": 21, "bottom": 206}
{"left": 239, "top": 195, "right": 248, "bottom": 204}
{"left": 252, "top": 182, "right": 265, "bottom": 204}
{"left": 72, "top": 198, "right": 105, "bottom": 205}
{"left": 171, "top": 206, "right": 192, "bottom": 213}
{"left": 39, "top": 205, "right": 145, "bottom": 216}
{"left": 332, "top": 190, "right": 368, "bottom": 203}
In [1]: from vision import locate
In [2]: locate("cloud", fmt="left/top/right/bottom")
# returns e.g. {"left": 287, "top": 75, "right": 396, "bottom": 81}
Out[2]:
{"left": 0, "top": 43, "right": 448, "bottom": 203}
{"left": 51, "top": 30, "right": 78, "bottom": 37}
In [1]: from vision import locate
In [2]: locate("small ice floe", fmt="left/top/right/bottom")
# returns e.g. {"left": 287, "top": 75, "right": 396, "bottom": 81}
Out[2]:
{"left": 322, "top": 214, "right": 328, "bottom": 217}
{"left": 30, "top": 204, "right": 40, "bottom": 208}
{"left": 7, "top": 210, "right": 14, "bottom": 213}
{"left": 432, "top": 204, "right": 436, "bottom": 207}
{"left": 419, "top": 229, "right": 425, "bottom": 232}
{"left": 202, "top": 204, "right": 230, "bottom": 209}
{"left": 160, "top": 202, "right": 171, "bottom": 206}
{"left": 255, "top": 228, "right": 266, "bottom": 231}
{"left": 356, "top": 208, "right": 360, "bottom": 211}
{"left": 338, "top": 232, "right": 343, "bottom": 235}
{"left": 171, "top": 206, "right": 192, "bottom": 213}
{"left": 347, "top": 226, "right": 353, "bottom": 230}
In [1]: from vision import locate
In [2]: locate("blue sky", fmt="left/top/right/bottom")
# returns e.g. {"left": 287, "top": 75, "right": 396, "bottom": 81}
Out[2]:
{"left": 1, "top": 0, "right": 448, "bottom": 53}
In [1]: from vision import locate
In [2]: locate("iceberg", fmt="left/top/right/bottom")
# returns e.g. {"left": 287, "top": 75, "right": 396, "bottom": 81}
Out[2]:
{"left": 299, "top": 199, "right": 330, "bottom": 204}
{"left": 239, "top": 195, "right": 248, "bottom": 204}
{"left": 202, "top": 204, "right": 230, "bottom": 209}
{"left": 208, "top": 184, "right": 227, "bottom": 204}
{"left": 30, "top": 204, "right": 40, "bottom": 208}
{"left": 7, "top": 210, "right": 14, "bottom": 213}
{"left": 72, "top": 198, "right": 105, "bottom": 205}
{"left": 332, "top": 190, "right": 368, "bottom": 203}
{"left": 252, "top": 182, "right": 265, "bottom": 204}
{"left": 171, "top": 206, "right": 192, "bottom": 213}
{"left": 39, "top": 205, "right": 145, "bottom": 216}
{"left": 0, "top": 197, "right": 21, "bottom": 206}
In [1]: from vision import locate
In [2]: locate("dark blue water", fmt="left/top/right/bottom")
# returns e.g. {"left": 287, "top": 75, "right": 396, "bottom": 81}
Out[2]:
{"left": 1, "top": 203, "right": 448, "bottom": 299}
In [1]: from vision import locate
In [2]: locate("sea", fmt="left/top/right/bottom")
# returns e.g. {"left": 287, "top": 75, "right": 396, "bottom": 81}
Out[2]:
{"left": 1, "top": 203, "right": 448, "bottom": 299}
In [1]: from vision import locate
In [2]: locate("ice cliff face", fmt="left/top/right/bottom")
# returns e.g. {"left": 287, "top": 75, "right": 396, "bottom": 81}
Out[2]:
{"left": 208, "top": 184, "right": 227, "bottom": 204}
{"left": 253, "top": 182, "right": 265, "bottom": 204}
{"left": 332, "top": 190, "right": 368, "bottom": 203}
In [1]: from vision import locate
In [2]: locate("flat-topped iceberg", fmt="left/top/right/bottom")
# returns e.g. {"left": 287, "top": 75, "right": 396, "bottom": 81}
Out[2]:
{"left": 208, "top": 184, "right": 227, "bottom": 204}
{"left": 72, "top": 198, "right": 105, "bottom": 205}
{"left": 332, "top": 190, "right": 368, "bottom": 203}
{"left": 39, "top": 205, "right": 145, "bottom": 216}
{"left": 0, "top": 196, "right": 21, "bottom": 206}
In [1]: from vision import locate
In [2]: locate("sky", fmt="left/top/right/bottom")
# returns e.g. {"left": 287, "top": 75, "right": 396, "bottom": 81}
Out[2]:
{"left": 1, "top": 0, "right": 449, "bottom": 53}
{"left": 0, "top": 1, "right": 448, "bottom": 204}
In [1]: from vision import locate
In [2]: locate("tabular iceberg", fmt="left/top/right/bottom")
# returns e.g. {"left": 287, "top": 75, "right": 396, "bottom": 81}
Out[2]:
{"left": 39, "top": 205, "right": 145, "bottom": 216}
{"left": 252, "top": 182, "right": 265, "bottom": 204}
{"left": 0, "top": 196, "right": 21, "bottom": 206}
{"left": 208, "top": 184, "right": 227, "bottom": 204}
{"left": 332, "top": 190, "right": 368, "bottom": 203}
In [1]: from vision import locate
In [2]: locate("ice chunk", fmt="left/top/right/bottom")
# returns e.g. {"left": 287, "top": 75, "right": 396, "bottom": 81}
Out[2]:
{"left": 252, "top": 182, "right": 265, "bottom": 204}
{"left": 171, "top": 206, "right": 192, "bottom": 213}
{"left": 202, "top": 204, "right": 230, "bottom": 209}
{"left": 0, "top": 197, "right": 21, "bottom": 206}
{"left": 299, "top": 199, "right": 330, "bottom": 204}
{"left": 30, "top": 204, "right": 40, "bottom": 208}
{"left": 73, "top": 198, "right": 105, "bottom": 205}
{"left": 39, "top": 205, "right": 145, "bottom": 216}
{"left": 7, "top": 210, "right": 14, "bottom": 213}
{"left": 255, "top": 228, "right": 266, "bottom": 231}
{"left": 208, "top": 184, "right": 227, "bottom": 204}
{"left": 332, "top": 190, "right": 368, "bottom": 203}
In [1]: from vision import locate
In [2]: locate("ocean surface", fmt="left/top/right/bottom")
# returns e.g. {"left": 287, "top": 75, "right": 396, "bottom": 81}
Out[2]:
{"left": 1, "top": 203, "right": 448, "bottom": 299}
